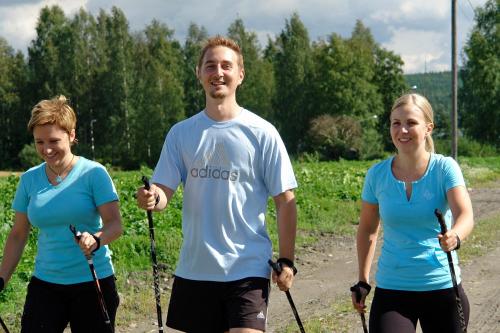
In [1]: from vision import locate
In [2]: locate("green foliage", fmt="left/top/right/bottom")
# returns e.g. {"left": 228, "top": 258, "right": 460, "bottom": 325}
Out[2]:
{"left": 305, "top": 114, "right": 363, "bottom": 160}
{"left": 18, "top": 144, "right": 42, "bottom": 169}
{"left": 435, "top": 137, "right": 499, "bottom": 158}
{"left": 183, "top": 23, "right": 208, "bottom": 117}
{"left": 460, "top": 0, "right": 500, "bottom": 147}
{"left": 272, "top": 12, "right": 313, "bottom": 152}
{"left": 228, "top": 19, "right": 276, "bottom": 121}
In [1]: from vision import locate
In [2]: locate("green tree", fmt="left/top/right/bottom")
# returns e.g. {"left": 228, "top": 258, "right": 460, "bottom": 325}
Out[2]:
{"left": 273, "top": 13, "right": 313, "bottom": 152}
{"left": 67, "top": 9, "right": 99, "bottom": 159}
{"left": 183, "top": 23, "right": 208, "bottom": 117}
{"left": 131, "top": 20, "right": 186, "bottom": 167}
{"left": 227, "top": 19, "right": 275, "bottom": 120}
{"left": 27, "top": 5, "right": 71, "bottom": 104}
{"left": 93, "top": 7, "right": 135, "bottom": 166}
{"left": 460, "top": 0, "right": 499, "bottom": 147}
{"left": 0, "top": 38, "right": 28, "bottom": 169}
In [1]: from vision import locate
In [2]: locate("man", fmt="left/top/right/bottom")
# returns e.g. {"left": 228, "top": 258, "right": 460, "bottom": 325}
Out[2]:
{"left": 137, "top": 35, "right": 298, "bottom": 333}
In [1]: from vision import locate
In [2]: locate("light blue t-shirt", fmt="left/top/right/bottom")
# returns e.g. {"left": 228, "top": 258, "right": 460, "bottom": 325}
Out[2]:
{"left": 362, "top": 153, "right": 465, "bottom": 291}
{"left": 12, "top": 157, "right": 118, "bottom": 284}
{"left": 152, "top": 109, "right": 297, "bottom": 282}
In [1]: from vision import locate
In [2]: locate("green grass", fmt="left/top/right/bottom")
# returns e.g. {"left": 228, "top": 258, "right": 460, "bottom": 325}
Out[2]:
{"left": 0, "top": 156, "right": 499, "bottom": 331}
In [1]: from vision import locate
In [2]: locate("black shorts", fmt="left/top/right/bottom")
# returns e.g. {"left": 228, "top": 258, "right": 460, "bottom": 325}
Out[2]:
{"left": 21, "top": 275, "right": 119, "bottom": 333}
{"left": 369, "top": 284, "right": 470, "bottom": 333}
{"left": 166, "top": 276, "right": 270, "bottom": 332}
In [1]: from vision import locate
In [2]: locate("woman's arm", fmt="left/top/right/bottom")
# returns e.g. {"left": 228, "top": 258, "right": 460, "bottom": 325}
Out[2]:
{"left": 78, "top": 201, "right": 123, "bottom": 256}
{"left": 352, "top": 201, "right": 380, "bottom": 313}
{"left": 356, "top": 201, "right": 381, "bottom": 283}
{"left": 0, "top": 212, "right": 31, "bottom": 286}
{"left": 439, "top": 185, "right": 474, "bottom": 251}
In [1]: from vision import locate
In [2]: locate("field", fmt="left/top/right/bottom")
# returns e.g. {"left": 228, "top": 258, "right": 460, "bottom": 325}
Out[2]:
{"left": 1, "top": 156, "right": 500, "bottom": 331}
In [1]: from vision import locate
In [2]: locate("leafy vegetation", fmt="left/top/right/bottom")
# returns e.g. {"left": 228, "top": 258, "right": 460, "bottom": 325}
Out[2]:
{"left": 1, "top": 157, "right": 499, "bottom": 330}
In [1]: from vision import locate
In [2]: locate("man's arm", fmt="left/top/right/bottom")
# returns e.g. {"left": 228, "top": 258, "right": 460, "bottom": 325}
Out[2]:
{"left": 272, "top": 189, "right": 297, "bottom": 291}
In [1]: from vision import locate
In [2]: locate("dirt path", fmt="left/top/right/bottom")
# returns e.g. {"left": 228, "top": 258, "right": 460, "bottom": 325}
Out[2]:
{"left": 119, "top": 182, "right": 500, "bottom": 332}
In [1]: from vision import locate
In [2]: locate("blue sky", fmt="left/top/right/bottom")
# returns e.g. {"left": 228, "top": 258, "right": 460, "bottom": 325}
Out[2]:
{"left": 0, "top": 0, "right": 486, "bottom": 73}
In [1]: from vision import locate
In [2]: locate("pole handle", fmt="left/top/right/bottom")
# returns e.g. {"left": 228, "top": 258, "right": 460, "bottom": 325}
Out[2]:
{"left": 434, "top": 209, "right": 448, "bottom": 234}
{"left": 142, "top": 175, "right": 151, "bottom": 191}
{"left": 268, "top": 259, "right": 283, "bottom": 275}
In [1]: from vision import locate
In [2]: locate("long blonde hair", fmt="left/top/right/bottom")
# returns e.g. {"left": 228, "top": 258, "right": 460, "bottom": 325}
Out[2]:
{"left": 391, "top": 93, "right": 435, "bottom": 153}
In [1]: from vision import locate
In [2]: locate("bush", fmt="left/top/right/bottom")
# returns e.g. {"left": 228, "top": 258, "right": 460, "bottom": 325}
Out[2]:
{"left": 435, "top": 136, "right": 498, "bottom": 157}
{"left": 18, "top": 144, "right": 42, "bottom": 169}
{"left": 305, "top": 114, "right": 362, "bottom": 160}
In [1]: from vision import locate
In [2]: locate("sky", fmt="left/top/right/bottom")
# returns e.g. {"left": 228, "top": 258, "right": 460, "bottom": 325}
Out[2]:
{"left": 0, "top": 0, "right": 487, "bottom": 74}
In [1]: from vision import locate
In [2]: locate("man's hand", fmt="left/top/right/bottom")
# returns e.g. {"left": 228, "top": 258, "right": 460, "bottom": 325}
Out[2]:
{"left": 136, "top": 184, "right": 159, "bottom": 211}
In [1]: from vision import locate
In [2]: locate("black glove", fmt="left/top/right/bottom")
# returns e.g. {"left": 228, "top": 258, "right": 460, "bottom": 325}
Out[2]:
{"left": 0, "top": 277, "right": 4, "bottom": 292}
{"left": 350, "top": 281, "right": 371, "bottom": 302}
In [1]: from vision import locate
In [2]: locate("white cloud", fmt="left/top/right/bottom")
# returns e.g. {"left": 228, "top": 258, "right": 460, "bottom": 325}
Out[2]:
{"left": 371, "top": 0, "right": 449, "bottom": 24}
{"left": 0, "top": 0, "right": 87, "bottom": 52}
{"left": 382, "top": 27, "right": 449, "bottom": 73}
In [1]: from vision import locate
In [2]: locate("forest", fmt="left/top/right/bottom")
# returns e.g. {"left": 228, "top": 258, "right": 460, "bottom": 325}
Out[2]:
{"left": 0, "top": 0, "right": 498, "bottom": 170}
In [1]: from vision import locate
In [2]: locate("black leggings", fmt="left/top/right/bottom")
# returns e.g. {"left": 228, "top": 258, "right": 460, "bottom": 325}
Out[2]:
{"left": 21, "top": 275, "right": 119, "bottom": 333}
{"left": 369, "top": 285, "right": 469, "bottom": 333}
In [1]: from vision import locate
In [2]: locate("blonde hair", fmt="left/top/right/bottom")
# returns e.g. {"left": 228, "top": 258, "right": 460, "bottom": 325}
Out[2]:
{"left": 28, "top": 95, "right": 77, "bottom": 135}
{"left": 391, "top": 93, "right": 435, "bottom": 153}
{"left": 197, "top": 35, "right": 244, "bottom": 70}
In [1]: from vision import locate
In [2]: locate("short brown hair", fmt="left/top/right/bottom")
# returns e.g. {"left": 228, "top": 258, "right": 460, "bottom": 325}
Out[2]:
{"left": 197, "top": 35, "right": 244, "bottom": 70}
{"left": 28, "top": 95, "right": 77, "bottom": 134}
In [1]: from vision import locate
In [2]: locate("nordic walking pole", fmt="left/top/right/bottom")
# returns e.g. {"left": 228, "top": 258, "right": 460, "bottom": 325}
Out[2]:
{"left": 69, "top": 225, "right": 114, "bottom": 333}
{"left": 142, "top": 176, "right": 164, "bottom": 333}
{"left": 434, "top": 209, "right": 467, "bottom": 332}
{"left": 268, "top": 260, "right": 306, "bottom": 333}
{"left": 350, "top": 284, "right": 368, "bottom": 333}
{"left": 0, "top": 315, "right": 10, "bottom": 333}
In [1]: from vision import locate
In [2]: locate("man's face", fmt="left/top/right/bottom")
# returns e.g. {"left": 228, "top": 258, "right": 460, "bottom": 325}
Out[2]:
{"left": 197, "top": 46, "right": 244, "bottom": 99}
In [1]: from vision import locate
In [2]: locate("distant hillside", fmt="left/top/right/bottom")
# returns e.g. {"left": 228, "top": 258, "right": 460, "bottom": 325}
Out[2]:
{"left": 405, "top": 71, "right": 453, "bottom": 137}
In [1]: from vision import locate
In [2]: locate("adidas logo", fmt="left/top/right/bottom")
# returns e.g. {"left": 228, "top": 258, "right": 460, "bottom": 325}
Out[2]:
{"left": 256, "top": 311, "right": 265, "bottom": 320}
{"left": 190, "top": 142, "right": 240, "bottom": 182}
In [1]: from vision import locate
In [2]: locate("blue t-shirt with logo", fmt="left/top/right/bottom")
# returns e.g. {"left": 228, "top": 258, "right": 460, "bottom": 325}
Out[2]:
{"left": 152, "top": 109, "right": 297, "bottom": 282}
{"left": 362, "top": 153, "right": 465, "bottom": 291}
{"left": 12, "top": 157, "right": 118, "bottom": 284}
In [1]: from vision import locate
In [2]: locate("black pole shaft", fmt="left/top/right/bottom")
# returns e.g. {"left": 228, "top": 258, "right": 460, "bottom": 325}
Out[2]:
{"left": 69, "top": 225, "right": 114, "bottom": 333}
{"left": 142, "top": 176, "right": 164, "bottom": 333}
{"left": 86, "top": 256, "right": 114, "bottom": 333}
{"left": 434, "top": 209, "right": 467, "bottom": 332}
{"left": 0, "top": 315, "right": 10, "bottom": 333}
{"left": 268, "top": 260, "right": 306, "bottom": 333}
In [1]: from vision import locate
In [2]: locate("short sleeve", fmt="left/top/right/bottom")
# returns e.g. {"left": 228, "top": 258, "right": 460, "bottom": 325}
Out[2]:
{"left": 152, "top": 127, "right": 184, "bottom": 191}
{"left": 442, "top": 157, "right": 465, "bottom": 192}
{"left": 11, "top": 176, "right": 28, "bottom": 213}
{"left": 262, "top": 127, "right": 297, "bottom": 197}
{"left": 361, "top": 167, "right": 378, "bottom": 204}
{"left": 91, "top": 166, "right": 119, "bottom": 207}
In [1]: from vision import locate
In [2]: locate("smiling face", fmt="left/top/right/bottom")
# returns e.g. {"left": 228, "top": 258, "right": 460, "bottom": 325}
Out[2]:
{"left": 33, "top": 124, "right": 75, "bottom": 169}
{"left": 390, "top": 103, "right": 433, "bottom": 154}
{"left": 197, "top": 45, "right": 244, "bottom": 100}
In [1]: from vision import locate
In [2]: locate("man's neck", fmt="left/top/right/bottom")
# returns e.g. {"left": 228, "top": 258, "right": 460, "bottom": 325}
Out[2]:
{"left": 205, "top": 97, "right": 241, "bottom": 122}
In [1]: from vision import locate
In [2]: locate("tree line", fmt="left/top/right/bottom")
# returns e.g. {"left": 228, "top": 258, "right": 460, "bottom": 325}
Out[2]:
{"left": 0, "top": 0, "right": 497, "bottom": 170}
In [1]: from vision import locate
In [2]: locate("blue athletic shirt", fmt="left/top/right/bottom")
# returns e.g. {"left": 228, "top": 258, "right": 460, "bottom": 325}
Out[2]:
{"left": 152, "top": 109, "right": 297, "bottom": 282}
{"left": 362, "top": 153, "right": 465, "bottom": 291}
{"left": 12, "top": 157, "right": 118, "bottom": 284}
